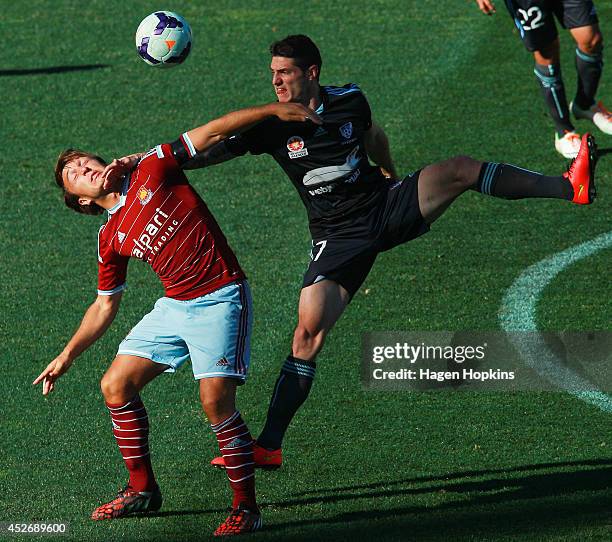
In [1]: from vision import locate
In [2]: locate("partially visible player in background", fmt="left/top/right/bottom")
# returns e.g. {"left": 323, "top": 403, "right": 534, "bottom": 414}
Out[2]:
{"left": 475, "top": 0, "right": 611, "bottom": 157}
{"left": 33, "top": 101, "right": 320, "bottom": 537}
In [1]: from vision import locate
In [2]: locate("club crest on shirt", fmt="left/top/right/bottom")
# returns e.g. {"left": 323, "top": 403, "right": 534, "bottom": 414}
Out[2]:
{"left": 339, "top": 122, "right": 353, "bottom": 139}
{"left": 287, "top": 136, "right": 308, "bottom": 159}
{"left": 137, "top": 186, "right": 153, "bottom": 206}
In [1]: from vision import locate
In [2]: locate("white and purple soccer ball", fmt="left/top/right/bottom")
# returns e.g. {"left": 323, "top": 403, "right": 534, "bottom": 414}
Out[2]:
{"left": 135, "top": 11, "right": 192, "bottom": 67}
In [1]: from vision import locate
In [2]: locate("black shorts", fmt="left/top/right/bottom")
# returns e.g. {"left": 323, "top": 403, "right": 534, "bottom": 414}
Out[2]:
{"left": 505, "top": 0, "right": 599, "bottom": 52}
{"left": 302, "top": 171, "right": 430, "bottom": 298}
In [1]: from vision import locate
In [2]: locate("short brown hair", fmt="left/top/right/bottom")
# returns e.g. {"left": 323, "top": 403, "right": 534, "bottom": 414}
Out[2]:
{"left": 55, "top": 148, "right": 106, "bottom": 215}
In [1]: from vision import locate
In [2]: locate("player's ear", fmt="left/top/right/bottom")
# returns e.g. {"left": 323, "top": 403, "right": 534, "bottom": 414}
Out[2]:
{"left": 306, "top": 64, "right": 319, "bottom": 81}
{"left": 78, "top": 197, "right": 94, "bottom": 207}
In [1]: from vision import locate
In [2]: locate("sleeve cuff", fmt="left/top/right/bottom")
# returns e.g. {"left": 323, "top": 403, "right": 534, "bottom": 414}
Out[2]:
{"left": 97, "top": 284, "right": 126, "bottom": 296}
{"left": 181, "top": 132, "right": 197, "bottom": 158}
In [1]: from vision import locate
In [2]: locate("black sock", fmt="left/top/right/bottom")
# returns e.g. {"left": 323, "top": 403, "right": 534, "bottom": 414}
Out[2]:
{"left": 257, "top": 355, "right": 316, "bottom": 450}
{"left": 476, "top": 162, "right": 573, "bottom": 200}
{"left": 574, "top": 47, "right": 603, "bottom": 110}
{"left": 534, "top": 63, "right": 574, "bottom": 135}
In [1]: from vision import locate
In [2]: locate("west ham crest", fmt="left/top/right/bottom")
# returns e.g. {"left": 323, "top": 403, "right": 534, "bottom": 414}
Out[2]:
{"left": 137, "top": 186, "right": 153, "bottom": 206}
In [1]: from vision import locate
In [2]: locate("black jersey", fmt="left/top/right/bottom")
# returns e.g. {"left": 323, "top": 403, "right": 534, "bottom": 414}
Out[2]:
{"left": 238, "top": 84, "right": 388, "bottom": 237}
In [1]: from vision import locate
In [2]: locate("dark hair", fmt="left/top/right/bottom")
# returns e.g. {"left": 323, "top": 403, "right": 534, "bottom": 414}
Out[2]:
{"left": 269, "top": 34, "right": 322, "bottom": 76}
{"left": 55, "top": 148, "right": 106, "bottom": 215}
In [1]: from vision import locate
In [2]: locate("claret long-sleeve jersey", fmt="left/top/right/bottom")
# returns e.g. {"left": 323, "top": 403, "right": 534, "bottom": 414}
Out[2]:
{"left": 97, "top": 140, "right": 244, "bottom": 300}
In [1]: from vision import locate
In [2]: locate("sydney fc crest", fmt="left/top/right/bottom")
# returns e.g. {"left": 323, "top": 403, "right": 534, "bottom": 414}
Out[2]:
{"left": 339, "top": 122, "right": 353, "bottom": 139}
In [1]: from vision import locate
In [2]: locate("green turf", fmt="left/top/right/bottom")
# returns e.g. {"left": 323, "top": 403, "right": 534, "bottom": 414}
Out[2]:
{"left": 2, "top": 1, "right": 611, "bottom": 540}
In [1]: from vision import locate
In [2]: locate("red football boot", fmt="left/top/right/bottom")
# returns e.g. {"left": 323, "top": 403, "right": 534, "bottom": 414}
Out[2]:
{"left": 563, "top": 133, "right": 598, "bottom": 204}
{"left": 214, "top": 505, "right": 262, "bottom": 537}
{"left": 91, "top": 485, "right": 162, "bottom": 520}
{"left": 210, "top": 442, "right": 282, "bottom": 470}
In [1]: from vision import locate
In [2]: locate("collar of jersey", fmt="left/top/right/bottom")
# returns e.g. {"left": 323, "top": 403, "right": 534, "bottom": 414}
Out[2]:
{"left": 107, "top": 175, "right": 130, "bottom": 216}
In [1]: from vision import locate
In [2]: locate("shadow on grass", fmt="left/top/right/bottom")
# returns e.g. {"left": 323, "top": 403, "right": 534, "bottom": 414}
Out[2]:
{"left": 144, "top": 508, "right": 226, "bottom": 519}
{"left": 0, "top": 64, "right": 110, "bottom": 76}
{"left": 257, "top": 458, "right": 612, "bottom": 540}
{"left": 289, "top": 458, "right": 612, "bottom": 497}
{"left": 125, "top": 459, "right": 611, "bottom": 540}
{"left": 117, "top": 506, "right": 227, "bottom": 520}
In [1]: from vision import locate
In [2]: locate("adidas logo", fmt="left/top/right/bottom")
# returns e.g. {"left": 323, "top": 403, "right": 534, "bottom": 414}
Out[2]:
{"left": 216, "top": 357, "right": 230, "bottom": 367}
{"left": 118, "top": 231, "right": 126, "bottom": 243}
{"left": 223, "top": 438, "right": 250, "bottom": 450}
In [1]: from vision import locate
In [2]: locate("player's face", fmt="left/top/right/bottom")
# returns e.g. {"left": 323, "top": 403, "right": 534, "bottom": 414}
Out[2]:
{"left": 270, "top": 57, "right": 310, "bottom": 103}
{"left": 62, "top": 156, "right": 106, "bottom": 199}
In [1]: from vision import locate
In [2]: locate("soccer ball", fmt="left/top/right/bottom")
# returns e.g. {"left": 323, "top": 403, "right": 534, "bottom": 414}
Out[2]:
{"left": 135, "top": 11, "right": 192, "bottom": 67}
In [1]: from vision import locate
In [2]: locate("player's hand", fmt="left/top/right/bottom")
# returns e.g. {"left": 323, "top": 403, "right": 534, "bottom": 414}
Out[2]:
{"left": 475, "top": 0, "right": 496, "bottom": 14}
{"left": 271, "top": 103, "right": 323, "bottom": 125}
{"left": 380, "top": 167, "right": 398, "bottom": 181}
{"left": 102, "top": 154, "right": 142, "bottom": 190}
{"left": 33, "top": 354, "right": 73, "bottom": 396}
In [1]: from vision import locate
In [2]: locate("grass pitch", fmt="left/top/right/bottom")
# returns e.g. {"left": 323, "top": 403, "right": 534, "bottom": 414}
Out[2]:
{"left": 2, "top": 1, "right": 611, "bottom": 540}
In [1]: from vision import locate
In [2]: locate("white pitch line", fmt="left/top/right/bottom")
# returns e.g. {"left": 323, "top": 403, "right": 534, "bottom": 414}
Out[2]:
{"left": 499, "top": 230, "right": 612, "bottom": 413}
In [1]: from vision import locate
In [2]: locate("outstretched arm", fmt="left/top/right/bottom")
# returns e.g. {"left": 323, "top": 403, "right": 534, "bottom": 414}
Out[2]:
{"left": 103, "top": 102, "right": 322, "bottom": 183}
{"left": 364, "top": 121, "right": 398, "bottom": 179}
{"left": 185, "top": 102, "right": 321, "bottom": 153}
{"left": 33, "top": 292, "right": 123, "bottom": 395}
{"left": 181, "top": 135, "right": 245, "bottom": 170}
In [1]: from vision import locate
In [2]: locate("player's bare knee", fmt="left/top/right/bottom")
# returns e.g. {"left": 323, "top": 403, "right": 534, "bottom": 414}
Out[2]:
{"left": 451, "top": 155, "right": 480, "bottom": 189}
{"left": 198, "top": 377, "right": 237, "bottom": 423}
{"left": 100, "top": 370, "right": 133, "bottom": 403}
{"left": 593, "top": 31, "right": 603, "bottom": 51}
{"left": 534, "top": 38, "right": 560, "bottom": 64}
{"left": 578, "top": 31, "right": 603, "bottom": 55}
{"left": 292, "top": 324, "right": 325, "bottom": 360}
{"left": 199, "top": 395, "right": 218, "bottom": 417}
{"left": 200, "top": 394, "right": 233, "bottom": 423}
{"left": 99, "top": 371, "right": 114, "bottom": 399}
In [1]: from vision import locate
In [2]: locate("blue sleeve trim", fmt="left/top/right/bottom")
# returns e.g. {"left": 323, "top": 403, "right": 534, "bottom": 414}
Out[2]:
{"left": 324, "top": 83, "right": 361, "bottom": 96}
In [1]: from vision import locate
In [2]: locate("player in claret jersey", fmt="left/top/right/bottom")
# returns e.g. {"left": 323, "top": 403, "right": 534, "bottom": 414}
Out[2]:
{"left": 33, "top": 101, "right": 320, "bottom": 537}
{"left": 195, "top": 35, "right": 599, "bottom": 471}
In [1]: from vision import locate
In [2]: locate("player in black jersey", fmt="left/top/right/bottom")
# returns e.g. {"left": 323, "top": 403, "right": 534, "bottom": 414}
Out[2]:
{"left": 176, "top": 35, "right": 597, "bottom": 470}
{"left": 475, "top": 1, "right": 611, "bottom": 158}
